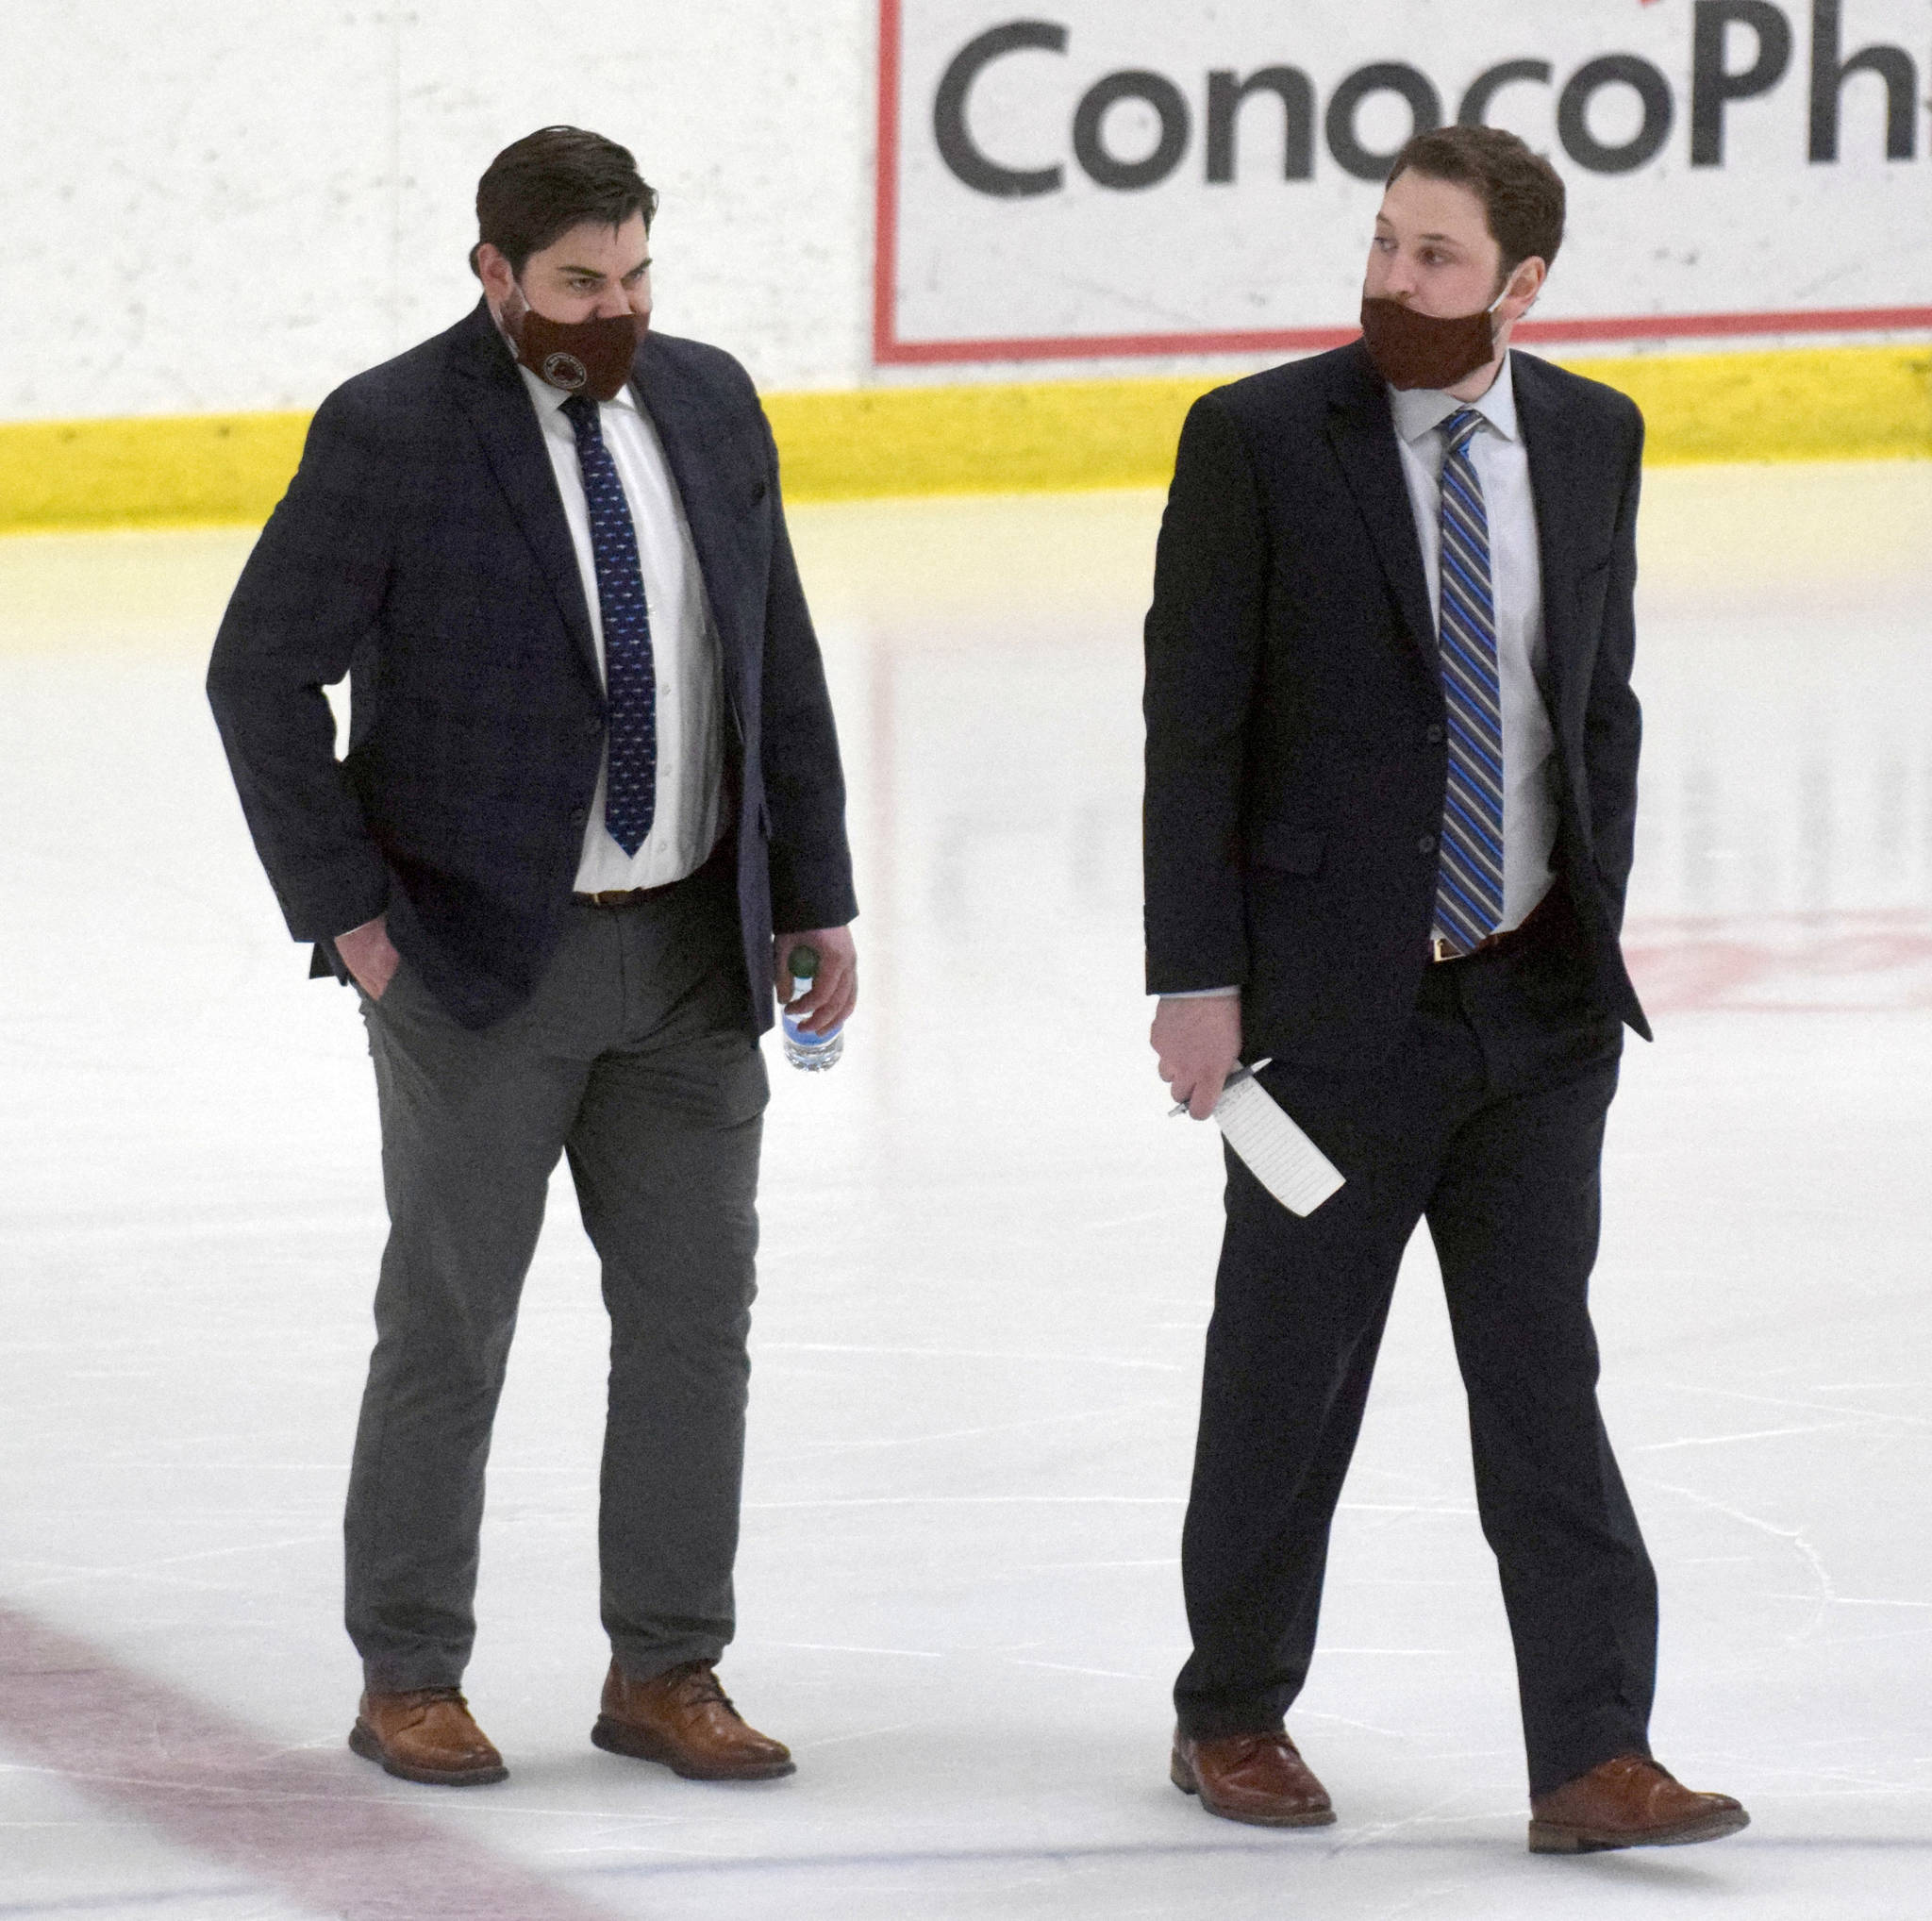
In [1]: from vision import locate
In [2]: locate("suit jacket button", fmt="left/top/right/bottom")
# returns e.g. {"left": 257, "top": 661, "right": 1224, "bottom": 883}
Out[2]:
{"left": 1425, "top": 724, "right": 1445, "bottom": 743}
{"left": 570, "top": 807, "right": 589, "bottom": 827}
{"left": 1418, "top": 833, "right": 1436, "bottom": 853}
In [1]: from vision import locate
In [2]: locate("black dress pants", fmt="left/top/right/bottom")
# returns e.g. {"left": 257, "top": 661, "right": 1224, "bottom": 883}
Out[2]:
{"left": 1174, "top": 931, "right": 1658, "bottom": 1795}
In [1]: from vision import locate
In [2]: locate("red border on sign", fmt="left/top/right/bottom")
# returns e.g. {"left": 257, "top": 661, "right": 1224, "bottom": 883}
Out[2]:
{"left": 872, "top": 0, "right": 1932, "bottom": 367}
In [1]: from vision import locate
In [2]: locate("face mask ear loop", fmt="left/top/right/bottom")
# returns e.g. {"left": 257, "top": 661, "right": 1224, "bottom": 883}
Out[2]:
{"left": 497, "top": 277, "right": 529, "bottom": 342}
{"left": 1490, "top": 265, "right": 1542, "bottom": 321}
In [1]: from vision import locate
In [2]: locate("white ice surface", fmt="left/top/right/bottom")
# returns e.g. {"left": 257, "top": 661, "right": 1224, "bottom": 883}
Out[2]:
{"left": 1, "top": 467, "right": 1929, "bottom": 1917}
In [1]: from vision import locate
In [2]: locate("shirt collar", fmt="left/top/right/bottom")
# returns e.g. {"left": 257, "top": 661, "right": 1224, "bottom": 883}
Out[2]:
{"left": 1388, "top": 351, "right": 1519, "bottom": 447}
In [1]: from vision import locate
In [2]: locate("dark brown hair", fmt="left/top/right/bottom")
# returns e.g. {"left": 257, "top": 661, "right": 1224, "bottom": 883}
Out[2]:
{"left": 1387, "top": 125, "right": 1565, "bottom": 281}
{"left": 470, "top": 126, "right": 658, "bottom": 278}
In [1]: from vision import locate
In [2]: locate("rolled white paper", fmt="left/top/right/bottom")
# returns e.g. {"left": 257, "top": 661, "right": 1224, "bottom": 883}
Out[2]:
{"left": 1213, "top": 1074, "right": 1345, "bottom": 1217}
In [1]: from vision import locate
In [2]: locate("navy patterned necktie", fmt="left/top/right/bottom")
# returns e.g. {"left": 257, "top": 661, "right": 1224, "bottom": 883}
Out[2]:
{"left": 562, "top": 393, "right": 657, "bottom": 856}
{"left": 1430, "top": 407, "right": 1506, "bottom": 956}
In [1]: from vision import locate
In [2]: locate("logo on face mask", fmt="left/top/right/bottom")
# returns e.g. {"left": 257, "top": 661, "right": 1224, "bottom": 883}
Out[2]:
{"left": 506, "top": 291, "right": 644, "bottom": 403}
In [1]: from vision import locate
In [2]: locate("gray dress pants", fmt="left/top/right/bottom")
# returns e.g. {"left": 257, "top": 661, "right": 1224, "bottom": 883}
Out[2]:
{"left": 344, "top": 859, "right": 770, "bottom": 1692}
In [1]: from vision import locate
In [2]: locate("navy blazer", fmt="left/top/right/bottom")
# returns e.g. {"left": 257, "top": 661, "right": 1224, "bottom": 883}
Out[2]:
{"left": 209, "top": 302, "right": 857, "bottom": 1031}
{"left": 1142, "top": 341, "right": 1649, "bottom": 1068}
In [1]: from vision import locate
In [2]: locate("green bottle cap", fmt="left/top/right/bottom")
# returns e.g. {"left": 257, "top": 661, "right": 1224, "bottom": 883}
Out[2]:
{"left": 786, "top": 944, "right": 820, "bottom": 981}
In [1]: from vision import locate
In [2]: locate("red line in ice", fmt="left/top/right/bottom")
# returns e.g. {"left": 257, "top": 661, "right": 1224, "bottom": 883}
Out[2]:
{"left": 0, "top": 1603, "right": 608, "bottom": 1920}
{"left": 1624, "top": 911, "right": 1932, "bottom": 1013}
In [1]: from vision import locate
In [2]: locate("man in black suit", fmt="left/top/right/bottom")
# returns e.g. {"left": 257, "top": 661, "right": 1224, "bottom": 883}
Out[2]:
{"left": 1143, "top": 126, "right": 1745, "bottom": 1853}
{"left": 208, "top": 127, "right": 857, "bottom": 1788}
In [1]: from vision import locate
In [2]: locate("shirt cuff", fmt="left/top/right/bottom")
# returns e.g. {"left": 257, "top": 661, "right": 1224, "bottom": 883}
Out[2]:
{"left": 1158, "top": 986, "right": 1241, "bottom": 999}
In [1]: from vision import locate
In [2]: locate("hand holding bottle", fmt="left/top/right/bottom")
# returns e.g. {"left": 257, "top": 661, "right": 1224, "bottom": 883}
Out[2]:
{"left": 773, "top": 925, "right": 856, "bottom": 1071}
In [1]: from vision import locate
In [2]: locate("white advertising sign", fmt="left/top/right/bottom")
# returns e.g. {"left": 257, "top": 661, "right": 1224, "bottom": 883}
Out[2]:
{"left": 875, "top": 0, "right": 1932, "bottom": 364}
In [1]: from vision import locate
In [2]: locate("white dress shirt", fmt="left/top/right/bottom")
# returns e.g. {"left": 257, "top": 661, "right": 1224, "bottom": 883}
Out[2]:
{"left": 514, "top": 359, "right": 726, "bottom": 893}
{"left": 1390, "top": 354, "right": 1557, "bottom": 935}
{"left": 1160, "top": 354, "right": 1558, "bottom": 1002}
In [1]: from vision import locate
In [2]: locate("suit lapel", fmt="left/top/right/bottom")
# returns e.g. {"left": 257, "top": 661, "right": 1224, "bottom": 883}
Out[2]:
{"left": 446, "top": 303, "right": 600, "bottom": 683}
{"left": 1514, "top": 352, "right": 1596, "bottom": 742}
{"left": 1324, "top": 346, "right": 1438, "bottom": 678}
{"left": 630, "top": 340, "right": 755, "bottom": 715}
{"left": 637, "top": 340, "right": 749, "bottom": 692}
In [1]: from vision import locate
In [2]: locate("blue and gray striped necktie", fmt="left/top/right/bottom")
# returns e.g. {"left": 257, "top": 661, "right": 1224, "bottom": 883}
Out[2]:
{"left": 1430, "top": 406, "right": 1506, "bottom": 957}
{"left": 562, "top": 392, "right": 658, "bottom": 857}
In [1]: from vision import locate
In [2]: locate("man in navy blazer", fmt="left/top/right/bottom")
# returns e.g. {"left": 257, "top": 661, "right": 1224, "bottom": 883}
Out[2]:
{"left": 209, "top": 126, "right": 856, "bottom": 1789}
{"left": 1144, "top": 127, "right": 1744, "bottom": 1852}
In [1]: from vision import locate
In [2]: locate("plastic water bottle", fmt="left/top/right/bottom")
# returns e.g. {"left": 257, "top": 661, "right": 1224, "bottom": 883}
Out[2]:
{"left": 780, "top": 944, "right": 844, "bottom": 1071}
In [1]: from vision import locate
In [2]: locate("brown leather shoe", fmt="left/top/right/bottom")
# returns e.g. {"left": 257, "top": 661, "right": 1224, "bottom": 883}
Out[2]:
{"left": 1529, "top": 1753, "right": 1748, "bottom": 1853}
{"left": 348, "top": 1686, "right": 507, "bottom": 1787}
{"left": 1171, "top": 1729, "right": 1336, "bottom": 1828}
{"left": 591, "top": 1659, "right": 795, "bottom": 1780}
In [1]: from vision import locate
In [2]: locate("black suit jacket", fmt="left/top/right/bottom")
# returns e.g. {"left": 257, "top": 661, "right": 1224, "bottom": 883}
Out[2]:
{"left": 1142, "top": 342, "right": 1649, "bottom": 1068}
{"left": 208, "top": 301, "right": 857, "bottom": 1031}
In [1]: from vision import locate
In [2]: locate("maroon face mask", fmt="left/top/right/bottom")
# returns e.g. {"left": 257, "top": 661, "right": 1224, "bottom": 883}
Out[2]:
{"left": 1358, "top": 291, "right": 1505, "bottom": 392}
{"left": 508, "top": 294, "right": 643, "bottom": 402}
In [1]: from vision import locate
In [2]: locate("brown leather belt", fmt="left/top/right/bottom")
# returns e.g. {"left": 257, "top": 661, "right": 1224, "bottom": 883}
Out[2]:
{"left": 573, "top": 878, "right": 686, "bottom": 909}
{"left": 1429, "top": 886, "right": 1559, "bottom": 964}
{"left": 571, "top": 835, "right": 735, "bottom": 910}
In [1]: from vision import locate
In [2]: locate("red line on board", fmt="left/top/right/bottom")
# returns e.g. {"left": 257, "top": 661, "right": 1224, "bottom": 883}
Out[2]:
{"left": 873, "top": 0, "right": 905, "bottom": 368}
{"left": 876, "top": 307, "right": 1932, "bottom": 370}
{"left": 1514, "top": 304, "right": 1932, "bottom": 344}
{"left": 870, "top": 5, "right": 1932, "bottom": 367}
{"left": 883, "top": 326, "right": 1357, "bottom": 366}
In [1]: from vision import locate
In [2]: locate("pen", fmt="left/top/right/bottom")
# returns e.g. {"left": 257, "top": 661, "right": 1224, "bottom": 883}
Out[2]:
{"left": 1169, "top": 1061, "right": 1261, "bottom": 1117}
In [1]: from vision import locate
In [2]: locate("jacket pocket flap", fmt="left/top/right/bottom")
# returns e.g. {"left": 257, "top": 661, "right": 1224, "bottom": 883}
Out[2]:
{"left": 1252, "top": 823, "right": 1325, "bottom": 873}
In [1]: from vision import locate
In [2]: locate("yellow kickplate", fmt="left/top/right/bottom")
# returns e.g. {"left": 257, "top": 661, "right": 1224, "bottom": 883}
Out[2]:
{"left": 2, "top": 345, "right": 1926, "bottom": 534}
